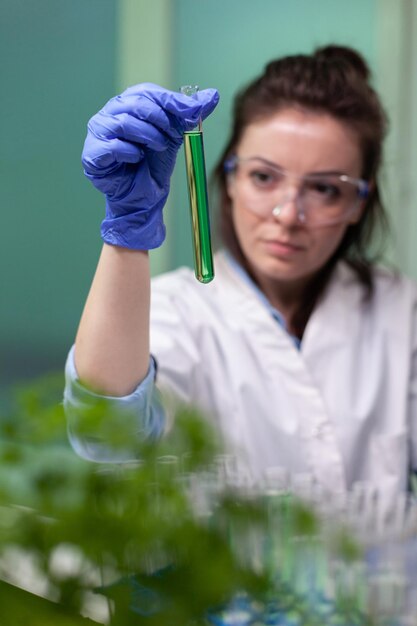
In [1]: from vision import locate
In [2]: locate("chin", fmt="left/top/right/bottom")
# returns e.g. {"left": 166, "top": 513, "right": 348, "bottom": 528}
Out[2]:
{"left": 252, "top": 257, "right": 305, "bottom": 283}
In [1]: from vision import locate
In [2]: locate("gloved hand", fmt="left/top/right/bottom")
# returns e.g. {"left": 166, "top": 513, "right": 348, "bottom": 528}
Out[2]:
{"left": 82, "top": 83, "right": 219, "bottom": 249}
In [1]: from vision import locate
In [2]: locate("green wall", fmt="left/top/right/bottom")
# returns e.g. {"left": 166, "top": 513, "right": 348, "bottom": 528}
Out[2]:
{"left": 1, "top": 0, "right": 117, "bottom": 387}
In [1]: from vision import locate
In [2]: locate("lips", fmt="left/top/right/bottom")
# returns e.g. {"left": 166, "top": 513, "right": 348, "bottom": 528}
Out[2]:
{"left": 262, "top": 238, "right": 305, "bottom": 256}
{"left": 272, "top": 239, "right": 303, "bottom": 249}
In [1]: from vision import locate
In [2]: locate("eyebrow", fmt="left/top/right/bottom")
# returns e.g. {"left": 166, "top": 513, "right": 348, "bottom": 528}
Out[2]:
{"left": 246, "top": 155, "right": 347, "bottom": 178}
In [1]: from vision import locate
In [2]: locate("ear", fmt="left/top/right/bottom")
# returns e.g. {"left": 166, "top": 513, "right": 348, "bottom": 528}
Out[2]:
{"left": 225, "top": 172, "right": 236, "bottom": 201}
{"left": 348, "top": 200, "right": 366, "bottom": 225}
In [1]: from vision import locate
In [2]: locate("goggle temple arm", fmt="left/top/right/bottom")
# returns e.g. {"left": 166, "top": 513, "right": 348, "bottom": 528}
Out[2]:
{"left": 358, "top": 181, "right": 370, "bottom": 199}
{"left": 223, "top": 156, "right": 238, "bottom": 174}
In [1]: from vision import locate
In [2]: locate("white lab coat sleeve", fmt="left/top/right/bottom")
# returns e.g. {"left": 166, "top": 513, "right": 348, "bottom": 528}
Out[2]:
{"left": 149, "top": 269, "right": 207, "bottom": 404}
{"left": 63, "top": 346, "right": 166, "bottom": 462}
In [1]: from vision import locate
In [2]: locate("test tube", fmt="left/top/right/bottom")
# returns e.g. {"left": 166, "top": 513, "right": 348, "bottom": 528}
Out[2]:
{"left": 180, "top": 85, "right": 214, "bottom": 283}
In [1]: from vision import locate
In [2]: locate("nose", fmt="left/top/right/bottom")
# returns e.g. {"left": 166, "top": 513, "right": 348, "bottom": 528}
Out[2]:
{"left": 272, "top": 192, "right": 303, "bottom": 225}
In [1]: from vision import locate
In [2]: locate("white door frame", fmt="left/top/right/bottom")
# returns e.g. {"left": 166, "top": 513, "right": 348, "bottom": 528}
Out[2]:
{"left": 376, "top": 0, "right": 417, "bottom": 277}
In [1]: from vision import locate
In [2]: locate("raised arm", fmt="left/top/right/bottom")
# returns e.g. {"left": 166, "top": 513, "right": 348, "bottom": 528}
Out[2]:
{"left": 73, "top": 83, "right": 219, "bottom": 397}
{"left": 75, "top": 245, "right": 151, "bottom": 396}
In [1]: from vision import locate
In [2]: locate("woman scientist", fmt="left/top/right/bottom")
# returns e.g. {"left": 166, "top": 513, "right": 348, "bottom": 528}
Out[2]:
{"left": 64, "top": 45, "right": 417, "bottom": 500}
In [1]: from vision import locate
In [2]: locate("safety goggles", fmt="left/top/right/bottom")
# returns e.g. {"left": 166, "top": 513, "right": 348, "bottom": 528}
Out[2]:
{"left": 224, "top": 156, "right": 370, "bottom": 227}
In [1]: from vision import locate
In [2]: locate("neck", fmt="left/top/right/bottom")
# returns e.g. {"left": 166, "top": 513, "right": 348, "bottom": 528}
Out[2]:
{"left": 228, "top": 247, "right": 334, "bottom": 337}
{"left": 257, "top": 276, "right": 308, "bottom": 332}
{"left": 249, "top": 263, "right": 334, "bottom": 338}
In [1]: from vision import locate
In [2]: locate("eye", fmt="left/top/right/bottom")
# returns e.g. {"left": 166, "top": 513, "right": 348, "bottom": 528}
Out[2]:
{"left": 248, "top": 168, "right": 283, "bottom": 189}
{"left": 307, "top": 179, "right": 342, "bottom": 201}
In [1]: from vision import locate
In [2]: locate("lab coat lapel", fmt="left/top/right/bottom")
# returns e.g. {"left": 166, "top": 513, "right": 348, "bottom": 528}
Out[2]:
{"left": 302, "top": 262, "right": 362, "bottom": 356}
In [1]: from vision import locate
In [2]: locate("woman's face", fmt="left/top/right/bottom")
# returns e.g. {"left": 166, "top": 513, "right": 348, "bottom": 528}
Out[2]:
{"left": 227, "top": 108, "right": 365, "bottom": 299}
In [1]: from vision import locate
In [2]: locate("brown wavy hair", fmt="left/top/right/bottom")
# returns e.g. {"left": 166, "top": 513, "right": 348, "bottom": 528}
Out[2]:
{"left": 212, "top": 45, "right": 390, "bottom": 337}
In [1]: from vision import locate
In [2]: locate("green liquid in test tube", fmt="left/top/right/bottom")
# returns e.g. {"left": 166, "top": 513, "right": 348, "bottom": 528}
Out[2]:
{"left": 180, "top": 85, "right": 214, "bottom": 283}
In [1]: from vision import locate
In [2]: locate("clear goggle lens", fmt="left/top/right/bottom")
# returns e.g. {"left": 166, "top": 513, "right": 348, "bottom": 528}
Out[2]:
{"left": 225, "top": 157, "right": 369, "bottom": 226}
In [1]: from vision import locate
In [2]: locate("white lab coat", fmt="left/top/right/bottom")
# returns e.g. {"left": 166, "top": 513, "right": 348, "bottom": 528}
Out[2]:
{"left": 150, "top": 251, "right": 417, "bottom": 500}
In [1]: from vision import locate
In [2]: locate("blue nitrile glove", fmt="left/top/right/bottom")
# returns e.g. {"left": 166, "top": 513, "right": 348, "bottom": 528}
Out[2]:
{"left": 82, "top": 83, "right": 219, "bottom": 249}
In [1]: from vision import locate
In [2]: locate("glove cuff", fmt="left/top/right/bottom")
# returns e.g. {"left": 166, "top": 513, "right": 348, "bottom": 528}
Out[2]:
{"left": 101, "top": 208, "right": 166, "bottom": 250}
